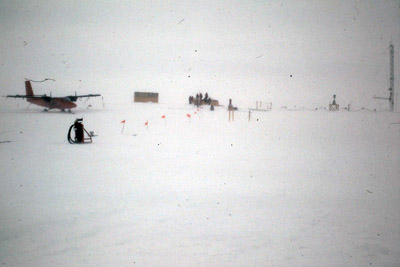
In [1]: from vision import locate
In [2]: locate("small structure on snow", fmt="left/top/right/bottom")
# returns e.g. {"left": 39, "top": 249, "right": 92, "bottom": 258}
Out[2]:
{"left": 134, "top": 92, "right": 159, "bottom": 103}
{"left": 329, "top": 94, "right": 339, "bottom": 111}
{"left": 250, "top": 101, "right": 272, "bottom": 112}
{"left": 228, "top": 99, "right": 238, "bottom": 111}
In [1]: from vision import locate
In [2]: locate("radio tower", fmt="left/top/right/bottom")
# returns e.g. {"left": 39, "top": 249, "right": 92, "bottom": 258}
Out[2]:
{"left": 389, "top": 43, "right": 394, "bottom": 111}
{"left": 374, "top": 43, "right": 395, "bottom": 111}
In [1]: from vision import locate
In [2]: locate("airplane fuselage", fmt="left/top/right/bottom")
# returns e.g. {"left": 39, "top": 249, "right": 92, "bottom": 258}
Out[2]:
{"left": 27, "top": 97, "right": 77, "bottom": 110}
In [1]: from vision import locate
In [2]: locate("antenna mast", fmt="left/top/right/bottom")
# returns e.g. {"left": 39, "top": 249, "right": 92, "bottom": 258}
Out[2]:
{"left": 374, "top": 43, "right": 395, "bottom": 111}
{"left": 389, "top": 43, "right": 394, "bottom": 111}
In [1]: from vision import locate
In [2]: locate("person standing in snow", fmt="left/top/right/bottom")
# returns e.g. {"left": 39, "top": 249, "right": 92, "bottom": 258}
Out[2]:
{"left": 195, "top": 94, "right": 200, "bottom": 107}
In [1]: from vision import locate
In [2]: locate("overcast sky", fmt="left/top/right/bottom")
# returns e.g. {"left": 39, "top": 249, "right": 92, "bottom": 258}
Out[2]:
{"left": 1, "top": 0, "right": 399, "bottom": 108}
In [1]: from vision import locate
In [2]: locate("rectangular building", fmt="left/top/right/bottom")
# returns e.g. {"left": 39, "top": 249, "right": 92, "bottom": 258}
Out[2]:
{"left": 134, "top": 92, "right": 159, "bottom": 103}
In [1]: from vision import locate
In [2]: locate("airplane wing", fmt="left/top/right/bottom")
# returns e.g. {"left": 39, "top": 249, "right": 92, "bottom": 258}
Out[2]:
{"left": 67, "top": 94, "right": 101, "bottom": 101}
{"left": 6, "top": 93, "right": 101, "bottom": 101}
{"left": 6, "top": 94, "right": 47, "bottom": 99}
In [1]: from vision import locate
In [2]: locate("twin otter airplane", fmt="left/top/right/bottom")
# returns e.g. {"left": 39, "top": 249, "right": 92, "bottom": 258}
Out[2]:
{"left": 6, "top": 80, "right": 101, "bottom": 112}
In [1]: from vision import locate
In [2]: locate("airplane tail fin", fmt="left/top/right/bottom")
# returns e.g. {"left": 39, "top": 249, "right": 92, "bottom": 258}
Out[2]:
{"left": 25, "top": 81, "right": 34, "bottom": 96}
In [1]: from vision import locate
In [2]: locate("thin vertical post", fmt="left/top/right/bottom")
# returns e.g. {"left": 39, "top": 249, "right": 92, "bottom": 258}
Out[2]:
{"left": 390, "top": 43, "right": 394, "bottom": 111}
{"left": 228, "top": 110, "right": 234, "bottom": 122}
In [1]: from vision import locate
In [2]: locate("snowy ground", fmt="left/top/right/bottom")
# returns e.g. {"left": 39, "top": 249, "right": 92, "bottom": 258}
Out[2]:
{"left": 1, "top": 100, "right": 400, "bottom": 266}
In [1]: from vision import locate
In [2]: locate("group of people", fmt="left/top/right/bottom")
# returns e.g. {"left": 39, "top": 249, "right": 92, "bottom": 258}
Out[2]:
{"left": 188, "top": 92, "right": 212, "bottom": 106}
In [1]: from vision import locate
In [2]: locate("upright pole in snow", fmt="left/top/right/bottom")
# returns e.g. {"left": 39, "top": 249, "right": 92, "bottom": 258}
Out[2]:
{"left": 228, "top": 99, "right": 234, "bottom": 122}
{"left": 373, "top": 43, "right": 395, "bottom": 110}
{"left": 120, "top": 120, "right": 126, "bottom": 134}
{"left": 389, "top": 43, "right": 394, "bottom": 111}
{"left": 228, "top": 110, "right": 234, "bottom": 121}
{"left": 162, "top": 115, "right": 166, "bottom": 126}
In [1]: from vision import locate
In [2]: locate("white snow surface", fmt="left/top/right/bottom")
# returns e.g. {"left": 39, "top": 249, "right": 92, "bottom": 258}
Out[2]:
{"left": 1, "top": 101, "right": 400, "bottom": 266}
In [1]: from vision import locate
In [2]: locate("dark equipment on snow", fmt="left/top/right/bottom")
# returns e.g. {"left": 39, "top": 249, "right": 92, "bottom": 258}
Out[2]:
{"left": 329, "top": 94, "right": 339, "bottom": 111}
{"left": 67, "top": 118, "right": 92, "bottom": 144}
